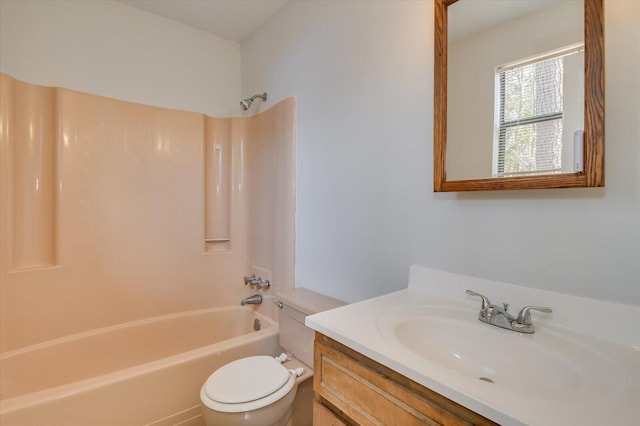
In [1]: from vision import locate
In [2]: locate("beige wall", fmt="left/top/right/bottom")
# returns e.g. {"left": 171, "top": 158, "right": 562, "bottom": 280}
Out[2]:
{"left": 0, "top": 75, "right": 295, "bottom": 351}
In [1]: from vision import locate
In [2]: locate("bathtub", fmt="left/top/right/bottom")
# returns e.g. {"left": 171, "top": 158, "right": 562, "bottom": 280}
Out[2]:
{"left": 0, "top": 306, "right": 280, "bottom": 426}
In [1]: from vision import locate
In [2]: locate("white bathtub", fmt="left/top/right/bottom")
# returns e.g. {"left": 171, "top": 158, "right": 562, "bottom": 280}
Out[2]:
{"left": 0, "top": 306, "right": 280, "bottom": 426}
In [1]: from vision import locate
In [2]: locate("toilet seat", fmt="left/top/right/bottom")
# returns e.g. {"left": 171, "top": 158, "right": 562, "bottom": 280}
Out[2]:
{"left": 201, "top": 356, "right": 296, "bottom": 413}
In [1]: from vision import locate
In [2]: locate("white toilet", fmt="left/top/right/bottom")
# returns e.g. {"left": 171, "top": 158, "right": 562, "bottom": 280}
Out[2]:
{"left": 200, "top": 289, "right": 343, "bottom": 426}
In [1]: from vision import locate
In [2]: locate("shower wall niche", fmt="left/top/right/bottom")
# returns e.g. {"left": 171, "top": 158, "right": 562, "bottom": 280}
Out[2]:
{"left": 204, "top": 118, "right": 232, "bottom": 252}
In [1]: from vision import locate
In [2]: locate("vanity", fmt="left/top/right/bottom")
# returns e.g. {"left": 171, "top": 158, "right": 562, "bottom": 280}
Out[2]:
{"left": 305, "top": 265, "right": 640, "bottom": 425}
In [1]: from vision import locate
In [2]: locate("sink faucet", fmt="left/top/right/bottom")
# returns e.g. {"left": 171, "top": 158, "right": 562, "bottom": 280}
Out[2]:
{"left": 241, "top": 294, "right": 263, "bottom": 306}
{"left": 466, "top": 290, "right": 552, "bottom": 334}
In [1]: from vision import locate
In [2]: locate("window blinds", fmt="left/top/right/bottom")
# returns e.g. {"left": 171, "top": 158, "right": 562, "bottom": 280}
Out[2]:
{"left": 496, "top": 46, "right": 582, "bottom": 177}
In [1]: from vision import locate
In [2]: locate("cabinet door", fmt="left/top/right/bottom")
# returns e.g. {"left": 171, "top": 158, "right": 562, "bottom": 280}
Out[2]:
{"left": 313, "top": 333, "right": 497, "bottom": 426}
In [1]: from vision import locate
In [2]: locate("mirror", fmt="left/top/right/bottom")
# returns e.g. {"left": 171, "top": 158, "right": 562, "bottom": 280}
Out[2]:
{"left": 434, "top": 0, "right": 604, "bottom": 191}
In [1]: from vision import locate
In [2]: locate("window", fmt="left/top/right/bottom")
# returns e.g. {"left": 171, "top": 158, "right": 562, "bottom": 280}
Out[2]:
{"left": 494, "top": 45, "right": 583, "bottom": 177}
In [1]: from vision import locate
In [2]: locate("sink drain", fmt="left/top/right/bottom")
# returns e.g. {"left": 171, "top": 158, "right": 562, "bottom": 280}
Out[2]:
{"left": 478, "top": 377, "right": 494, "bottom": 383}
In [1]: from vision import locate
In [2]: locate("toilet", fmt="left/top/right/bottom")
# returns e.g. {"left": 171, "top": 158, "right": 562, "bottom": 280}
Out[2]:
{"left": 200, "top": 289, "right": 344, "bottom": 426}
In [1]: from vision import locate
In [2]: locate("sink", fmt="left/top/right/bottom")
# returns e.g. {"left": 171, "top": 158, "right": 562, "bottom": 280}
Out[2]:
{"left": 378, "top": 306, "right": 626, "bottom": 396}
{"left": 307, "top": 266, "right": 640, "bottom": 425}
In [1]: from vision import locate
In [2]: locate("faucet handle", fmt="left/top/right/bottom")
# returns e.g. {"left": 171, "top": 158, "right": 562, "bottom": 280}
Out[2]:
{"left": 244, "top": 274, "right": 257, "bottom": 285}
{"left": 257, "top": 279, "right": 271, "bottom": 289}
{"left": 516, "top": 306, "right": 553, "bottom": 326}
{"left": 465, "top": 290, "right": 491, "bottom": 310}
{"left": 252, "top": 277, "right": 271, "bottom": 289}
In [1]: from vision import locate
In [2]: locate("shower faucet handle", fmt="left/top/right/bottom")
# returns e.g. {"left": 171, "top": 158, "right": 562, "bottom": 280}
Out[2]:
{"left": 256, "top": 279, "right": 271, "bottom": 289}
{"left": 244, "top": 275, "right": 271, "bottom": 289}
{"left": 244, "top": 275, "right": 258, "bottom": 285}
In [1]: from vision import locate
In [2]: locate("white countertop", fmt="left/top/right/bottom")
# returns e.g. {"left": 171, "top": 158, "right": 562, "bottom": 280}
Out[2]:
{"left": 305, "top": 265, "right": 640, "bottom": 426}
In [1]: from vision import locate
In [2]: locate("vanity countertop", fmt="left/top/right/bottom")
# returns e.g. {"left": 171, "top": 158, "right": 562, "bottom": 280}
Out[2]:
{"left": 305, "top": 265, "right": 640, "bottom": 426}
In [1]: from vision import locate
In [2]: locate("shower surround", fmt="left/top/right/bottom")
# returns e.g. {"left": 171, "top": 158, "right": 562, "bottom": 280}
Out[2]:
{"left": 0, "top": 74, "right": 295, "bottom": 423}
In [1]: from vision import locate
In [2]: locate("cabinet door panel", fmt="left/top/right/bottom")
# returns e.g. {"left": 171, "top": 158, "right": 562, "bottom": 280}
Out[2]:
{"left": 314, "top": 335, "right": 495, "bottom": 425}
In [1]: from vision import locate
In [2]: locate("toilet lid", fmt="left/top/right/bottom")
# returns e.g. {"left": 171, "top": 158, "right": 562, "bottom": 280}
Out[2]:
{"left": 204, "top": 356, "right": 291, "bottom": 404}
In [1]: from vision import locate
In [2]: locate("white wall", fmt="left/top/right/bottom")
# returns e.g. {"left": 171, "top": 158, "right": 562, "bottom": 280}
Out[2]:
{"left": 242, "top": 0, "right": 640, "bottom": 306}
{"left": 0, "top": 0, "right": 241, "bottom": 117}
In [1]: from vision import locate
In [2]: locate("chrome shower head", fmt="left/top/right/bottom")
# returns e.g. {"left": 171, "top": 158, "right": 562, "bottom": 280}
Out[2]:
{"left": 240, "top": 92, "right": 267, "bottom": 111}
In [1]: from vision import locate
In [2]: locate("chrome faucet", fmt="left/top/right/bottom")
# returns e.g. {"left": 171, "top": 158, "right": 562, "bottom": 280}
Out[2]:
{"left": 244, "top": 275, "right": 260, "bottom": 285}
{"left": 240, "top": 294, "right": 263, "bottom": 306}
{"left": 466, "top": 290, "right": 552, "bottom": 334}
{"left": 243, "top": 275, "right": 271, "bottom": 289}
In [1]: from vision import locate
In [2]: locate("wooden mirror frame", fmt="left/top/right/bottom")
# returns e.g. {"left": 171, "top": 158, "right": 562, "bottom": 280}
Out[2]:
{"left": 434, "top": 0, "right": 604, "bottom": 192}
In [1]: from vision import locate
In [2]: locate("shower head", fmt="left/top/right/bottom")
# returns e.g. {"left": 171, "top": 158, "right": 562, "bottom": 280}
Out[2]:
{"left": 240, "top": 92, "right": 267, "bottom": 111}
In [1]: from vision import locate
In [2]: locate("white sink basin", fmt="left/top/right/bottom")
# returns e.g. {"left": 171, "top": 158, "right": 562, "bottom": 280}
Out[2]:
{"left": 307, "top": 266, "right": 640, "bottom": 425}
{"left": 378, "top": 306, "right": 626, "bottom": 396}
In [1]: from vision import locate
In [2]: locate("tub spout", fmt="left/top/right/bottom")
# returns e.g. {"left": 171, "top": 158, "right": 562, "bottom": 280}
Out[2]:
{"left": 241, "top": 294, "right": 263, "bottom": 306}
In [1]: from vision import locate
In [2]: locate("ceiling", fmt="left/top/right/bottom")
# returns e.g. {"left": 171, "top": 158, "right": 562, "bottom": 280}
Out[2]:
{"left": 119, "top": 0, "right": 288, "bottom": 43}
{"left": 449, "top": 0, "right": 562, "bottom": 42}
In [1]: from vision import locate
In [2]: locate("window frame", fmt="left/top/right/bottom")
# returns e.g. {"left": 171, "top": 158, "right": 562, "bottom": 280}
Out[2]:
{"left": 493, "top": 44, "right": 584, "bottom": 178}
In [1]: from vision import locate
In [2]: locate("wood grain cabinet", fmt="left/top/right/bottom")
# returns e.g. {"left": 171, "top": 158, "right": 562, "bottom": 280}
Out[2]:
{"left": 313, "top": 333, "right": 497, "bottom": 426}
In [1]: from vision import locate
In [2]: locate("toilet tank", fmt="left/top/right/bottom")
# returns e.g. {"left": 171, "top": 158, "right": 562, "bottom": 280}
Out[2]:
{"left": 276, "top": 289, "right": 344, "bottom": 368}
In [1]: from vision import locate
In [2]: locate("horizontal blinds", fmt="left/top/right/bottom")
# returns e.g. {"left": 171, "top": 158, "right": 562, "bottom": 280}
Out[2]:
{"left": 496, "top": 45, "right": 583, "bottom": 177}
{"left": 497, "top": 55, "right": 564, "bottom": 176}
{"left": 498, "top": 120, "right": 563, "bottom": 175}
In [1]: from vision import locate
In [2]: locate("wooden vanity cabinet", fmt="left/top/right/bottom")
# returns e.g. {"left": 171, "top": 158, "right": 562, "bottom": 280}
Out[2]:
{"left": 313, "top": 333, "right": 497, "bottom": 426}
